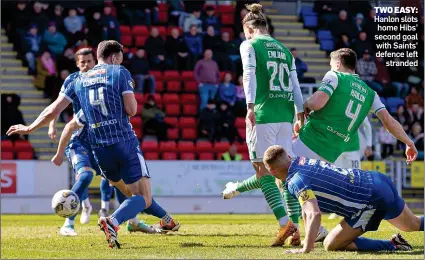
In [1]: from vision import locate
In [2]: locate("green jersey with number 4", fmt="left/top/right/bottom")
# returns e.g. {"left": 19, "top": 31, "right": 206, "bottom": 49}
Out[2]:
{"left": 299, "top": 71, "right": 377, "bottom": 162}
{"left": 241, "top": 35, "right": 295, "bottom": 124}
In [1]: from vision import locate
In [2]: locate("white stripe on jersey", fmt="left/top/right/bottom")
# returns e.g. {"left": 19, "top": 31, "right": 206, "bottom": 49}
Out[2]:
{"left": 314, "top": 191, "right": 367, "bottom": 210}
{"left": 107, "top": 65, "right": 116, "bottom": 144}
{"left": 120, "top": 66, "right": 131, "bottom": 141}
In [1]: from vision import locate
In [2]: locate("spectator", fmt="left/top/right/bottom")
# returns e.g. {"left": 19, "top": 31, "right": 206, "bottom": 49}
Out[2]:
{"left": 406, "top": 102, "right": 424, "bottom": 128}
{"left": 183, "top": 9, "right": 202, "bottom": 33}
{"left": 266, "top": 16, "right": 275, "bottom": 36}
{"left": 198, "top": 99, "right": 219, "bottom": 142}
{"left": 87, "top": 11, "right": 104, "bottom": 47}
{"left": 202, "top": 6, "right": 220, "bottom": 34}
{"left": 9, "top": 1, "right": 30, "bottom": 47}
{"left": 216, "top": 101, "right": 239, "bottom": 143}
{"left": 102, "top": 6, "right": 121, "bottom": 41}
{"left": 356, "top": 49, "right": 383, "bottom": 94}
{"left": 51, "top": 5, "right": 66, "bottom": 33}
{"left": 234, "top": 75, "right": 246, "bottom": 117}
{"left": 378, "top": 123, "right": 397, "bottom": 159}
{"left": 214, "top": 32, "right": 239, "bottom": 72}
{"left": 394, "top": 104, "right": 411, "bottom": 132}
{"left": 185, "top": 25, "right": 203, "bottom": 69}
{"left": 142, "top": 95, "right": 170, "bottom": 141}
{"left": 313, "top": 1, "right": 339, "bottom": 27}
{"left": 234, "top": 8, "right": 248, "bottom": 35}
{"left": 203, "top": 25, "right": 219, "bottom": 52}
{"left": 353, "top": 31, "right": 375, "bottom": 57}
{"left": 52, "top": 69, "right": 69, "bottom": 102}
{"left": 144, "top": 27, "right": 166, "bottom": 70}
{"left": 22, "top": 24, "right": 41, "bottom": 74}
{"left": 290, "top": 47, "right": 315, "bottom": 83}
{"left": 194, "top": 49, "right": 220, "bottom": 109}
{"left": 1, "top": 94, "right": 26, "bottom": 141}
{"left": 129, "top": 49, "right": 155, "bottom": 93}
{"left": 406, "top": 86, "right": 424, "bottom": 109}
{"left": 330, "top": 10, "right": 356, "bottom": 39}
{"left": 221, "top": 143, "right": 242, "bottom": 161}
{"left": 165, "top": 28, "right": 189, "bottom": 70}
{"left": 35, "top": 51, "right": 57, "bottom": 98}
{"left": 374, "top": 57, "right": 392, "bottom": 96}
{"left": 364, "top": 9, "right": 377, "bottom": 38}
{"left": 232, "top": 32, "right": 246, "bottom": 50}
{"left": 335, "top": 34, "right": 352, "bottom": 49}
{"left": 42, "top": 22, "right": 67, "bottom": 56}
{"left": 56, "top": 47, "right": 78, "bottom": 73}
{"left": 218, "top": 73, "right": 237, "bottom": 106}
{"left": 30, "top": 2, "right": 49, "bottom": 33}
{"left": 64, "top": 8, "right": 85, "bottom": 46}
{"left": 354, "top": 13, "right": 365, "bottom": 35}
{"left": 410, "top": 122, "right": 424, "bottom": 159}
{"left": 139, "top": 1, "right": 159, "bottom": 26}
{"left": 388, "top": 58, "right": 410, "bottom": 98}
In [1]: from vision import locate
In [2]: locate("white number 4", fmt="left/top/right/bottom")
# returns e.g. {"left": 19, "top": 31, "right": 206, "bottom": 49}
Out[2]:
{"left": 345, "top": 99, "right": 362, "bottom": 131}
{"left": 89, "top": 87, "right": 108, "bottom": 116}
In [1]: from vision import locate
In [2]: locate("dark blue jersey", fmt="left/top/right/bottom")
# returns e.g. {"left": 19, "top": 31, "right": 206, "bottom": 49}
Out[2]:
{"left": 61, "top": 64, "right": 136, "bottom": 148}
{"left": 286, "top": 157, "right": 374, "bottom": 218}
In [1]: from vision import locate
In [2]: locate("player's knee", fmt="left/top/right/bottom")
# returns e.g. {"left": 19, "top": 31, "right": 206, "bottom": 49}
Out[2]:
{"left": 323, "top": 236, "right": 338, "bottom": 251}
{"left": 78, "top": 169, "right": 94, "bottom": 183}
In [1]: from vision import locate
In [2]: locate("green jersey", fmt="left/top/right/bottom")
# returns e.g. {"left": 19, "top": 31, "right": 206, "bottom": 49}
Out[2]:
{"left": 240, "top": 35, "right": 296, "bottom": 124}
{"left": 299, "top": 71, "right": 386, "bottom": 162}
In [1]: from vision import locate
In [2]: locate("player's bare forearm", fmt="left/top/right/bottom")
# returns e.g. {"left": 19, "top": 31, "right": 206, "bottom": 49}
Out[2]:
{"left": 56, "top": 118, "right": 81, "bottom": 157}
{"left": 302, "top": 200, "right": 321, "bottom": 253}
{"left": 48, "top": 117, "right": 58, "bottom": 140}
{"left": 296, "top": 112, "right": 305, "bottom": 125}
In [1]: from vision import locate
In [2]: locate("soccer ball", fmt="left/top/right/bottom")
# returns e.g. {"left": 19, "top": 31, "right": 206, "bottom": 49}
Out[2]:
{"left": 51, "top": 190, "right": 80, "bottom": 218}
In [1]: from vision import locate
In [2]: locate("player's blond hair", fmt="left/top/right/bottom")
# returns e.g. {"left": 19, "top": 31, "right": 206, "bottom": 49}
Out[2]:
{"left": 242, "top": 3, "right": 268, "bottom": 29}
{"left": 263, "top": 145, "right": 287, "bottom": 166}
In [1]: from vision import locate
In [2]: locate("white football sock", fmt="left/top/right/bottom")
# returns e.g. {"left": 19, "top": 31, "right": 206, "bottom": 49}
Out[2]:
{"left": 101, "top": 201, "right": 109, "bottom": 210}
{"left": 82, "top": 198, "right": 91, "bottom": 209}
{"left": 64, "top": 218, "right": 75, "bottom": 226}
{"left": 128, "top": 217, "right": 139, "bottom": 225}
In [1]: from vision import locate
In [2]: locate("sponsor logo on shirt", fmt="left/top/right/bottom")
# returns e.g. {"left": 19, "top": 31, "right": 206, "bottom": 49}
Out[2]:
{"left": 264, "top": 42, "right": 283, "bottom": 50}
{"left": 91, "top": 119, "right": 118, "bottom": 129}
{"left": 326, "top": 126, "right": 351, "bottom": 142}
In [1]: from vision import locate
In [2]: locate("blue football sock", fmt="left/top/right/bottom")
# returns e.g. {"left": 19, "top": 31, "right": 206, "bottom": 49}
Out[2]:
{"left": 354, "top": 237, "right": 395, "bottom": 251}
{"left": 420, "top": 216, "right": 424, "bottom": 231}
{"left": 114, "top": 187, "right": 127, "bottom": 204}
{"left": 69, "top": 170, "right": 94, "bottom": 220}
{"left": 110, "top": 195, "right": 146, "bottom": 225}
{"left": 143, "top": 198, "right": 167, "bottom": 219}
{"left": 100, "top": 178, "right": 113, "bottom": 202}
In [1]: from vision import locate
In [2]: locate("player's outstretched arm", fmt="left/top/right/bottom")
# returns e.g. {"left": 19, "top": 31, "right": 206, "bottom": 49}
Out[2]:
{"left": 7, "top": 96, "right": 71, "bottom": 136}
{"left": 376, "top": 109, "right": 417, "bottom": 164}
{"left": 51, "top": 117, "right": 82, "bottom": 166}
{"left": 48, "top": 117, "right": 59, "bottom": 140}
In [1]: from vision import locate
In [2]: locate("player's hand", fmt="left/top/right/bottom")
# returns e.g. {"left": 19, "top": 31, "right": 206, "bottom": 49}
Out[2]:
{"left": 6, "top": 124, "right": 31, "bottom": 136}
{"left": 48, "top": 126, "right": 57, "bottom": 140}
{"left": 405, "top": 143, "right": 418, "bottom": 165}
{"left": 51, "top": 153, "right": 64, "bottom": 166}
{"left": 294, "top": 120, "right": 302, "bottom": 136}
{"left": 246, "top": 108, "right": 256, "bottom": 128}
{"left": 364, "top": 146, "right": 373, "bottom": 157}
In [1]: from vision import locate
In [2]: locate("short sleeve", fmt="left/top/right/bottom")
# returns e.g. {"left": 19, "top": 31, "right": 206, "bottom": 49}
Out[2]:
{"left": 369, "top": 93, "right": 386, "bottom": 114}
{"left": 119, "top": 66, "right": 134, "bottom": 95}
{"left": 317, "top": 70, "right": 338, "bottom": 97}
{"left": 287, "top": 173, "right": 315, "bottom": 205}
{"left": 291, "top": 57, "right": 296, "bottom": 71}
{"left": 75, "top": 109, "right": 86, "bottom": 127}
{"left": 240, "top": 41, "right": 256, "bottom": 70}
{"left": 59, "top": 75, "right": 77, "bottom": 102}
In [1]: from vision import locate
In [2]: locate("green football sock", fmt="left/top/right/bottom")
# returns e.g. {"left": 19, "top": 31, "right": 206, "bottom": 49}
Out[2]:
{"left": 236, "top": 174, "right": 261, "bottom": 193}
{"left": 282, "top": 182, "right": 300, "bottom": 224}
{"left": 259, "top": 175, "right": 287, "bottom": 220}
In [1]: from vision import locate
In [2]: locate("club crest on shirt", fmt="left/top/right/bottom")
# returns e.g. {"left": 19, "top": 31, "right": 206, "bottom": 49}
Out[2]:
{"left": 299, "top": 190, "right": 310, "bottom": 201}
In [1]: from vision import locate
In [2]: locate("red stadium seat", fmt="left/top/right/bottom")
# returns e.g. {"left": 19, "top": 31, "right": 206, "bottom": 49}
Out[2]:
{"left": 159, "top": 141, "right": 177, "bottom": 152}
{"left": 132, "top": 25, "right": 149, "bottom": 36}
{"left": 135, "top": 36, "right": 147, "bottom": 47}
{"left": 141, "top": 141, "right": 158, "bottom": 152}
{"left": 144, "top": 152, "right": 159, "bottom": 160}
{"left": 151, "top": 26, "right": 167, "bottom": 38}
{"left": 199, "top": 152, "right": 214, "bottom": 160}
{"left": 178, "top": 141, "right": 195, "bottom": 152}
{"left": 184, "top": 81, "right": 198, "bottom": 92}
{"left": 134, "top": 93, "right": 144, "bottom": 104}
{"left": 158, "top": 3, "right": 168, "bottom": 11}
{"left": 179, "top": 117, "right": 196, "bottom": 128}
{"left": 220, "top": 28, "right": 234, "bottom": 40}
{"left": 1, "top": 140, "right": 13, "bottom": 152}
{"left": 183, "top": 104, "right": 198, "bottom": 116}
{"left": 213, "top": 141, "right": 230, "bottom": 153}
{"left": 242, "top": 152, "right": 250, "bottom": 160}
{"left": 164, "top": 117, "right": 178, "bottom": 126}
{"left": 120, "top": 25, "right": 131, "bottom": 35}
{"left": 238, "top": 128, "right": 246, "bottom": 140}
{"left": 121, "top": 35, "right": 133, "bottom": 47}
{"left": 164, "top": 70, "right": 181, "bottom": 81}
{"left": 167, "top": 128, "right": 179, "bottom": 140}
{"left": 130, "top": 117, "right": 142, "bottom": 128}
{"left": 235, "top": 117, "right": 245, "bottom": 128}
{"left": 137, "top": 104, "right": 143, "bottom": 114}
{"left": 181, "top": 128, "right": 197, "bottom": 140}
{"left": 196, "top": 141, "right": 212, "bottom": 152}
{"left": 130, "top": 47, "right": 138, "bottom": 54}
{"left": 144, "top": 93, "right": 162, "bottom": 104}
{"left": 162, "top": 93, "right": 179, "bottom": 104}
{"left": 14, "top": 140, "right": 32, "bottom": 152}
{"left": 17, "top": 152, "right": 33, "bottom": 160}
{"left": 167, "top": 81, "right": 181, "bottom": 92}
{"left": 235, "top": 142, "right": 248, "bottom": 153}
{"left": 221, "top": 13, "right": 234, "bottom": 25}
{"left": 1, "top": 151, "right": 14, "bottom": 160}
{"left": 181, "top": 152, "right": 195, "bottom": 160}
{"left": 155, "top": 81, "right": 164, "bottom": 92}
{"left": 167, "top": 26, "right": 183, "bottom": 36}
{"left": 158, "top": 11, "right": 168, "bottom": 23}
{"left": 165, "top": 104, "right": 180, "bottom": 116}
{"left": 181, "top": 71, "right": 194, "bottom": 81}
{"left": 181, "top": 94, "right": 197, "bottom": 104}
{"left": 216, "top": 5, "right": 235, "bottom": 13}
{"left": 123, "top": 47, "right": 129, "bottom": 53}
{"left": 149, "top": 70, "right": 163, "bottom": 80}
{"left": 162, "top": 152, "right": 177, "bottom": 160}
{"left": 134, "top": 127, "right": 143, "bottom": 139}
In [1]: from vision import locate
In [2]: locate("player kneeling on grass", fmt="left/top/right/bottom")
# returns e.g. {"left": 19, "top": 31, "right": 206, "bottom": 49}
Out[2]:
{"left": 263, "top": 145, "right": 423, "bottom": 254}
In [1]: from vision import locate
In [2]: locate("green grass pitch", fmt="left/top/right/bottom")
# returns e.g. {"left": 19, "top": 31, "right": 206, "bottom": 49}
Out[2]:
{"left": 1, "top": 214, "right": 423, "bottom": 259}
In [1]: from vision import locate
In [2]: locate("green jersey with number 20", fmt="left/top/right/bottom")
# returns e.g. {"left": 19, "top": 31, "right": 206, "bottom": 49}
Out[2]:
{"left": 299, "top": 71, "right": 386, "bottom": 162}
{"left": 240, "top": 34, "right": 296, "bottom": 124}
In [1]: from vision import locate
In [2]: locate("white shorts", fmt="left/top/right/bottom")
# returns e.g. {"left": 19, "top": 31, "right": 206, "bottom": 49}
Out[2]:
{"left": 334, "top": 151, "right": 361, "bottom": 169}
{"left": 292, "top": 137, "right": 324, "bottom": 160}
{"left": 246, "top": 122, "right": 293, "bottom": 162}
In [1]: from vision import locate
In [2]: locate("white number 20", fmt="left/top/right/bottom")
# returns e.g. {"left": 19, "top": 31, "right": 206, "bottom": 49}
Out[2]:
{"left": 266, "top": 61, "right": 292, "bottom": 92}
{"left": 345, "top": 99, "right": 362, "bottom": 131}
{"left": 89, "top": 87, "right": 108, "bottom": 116}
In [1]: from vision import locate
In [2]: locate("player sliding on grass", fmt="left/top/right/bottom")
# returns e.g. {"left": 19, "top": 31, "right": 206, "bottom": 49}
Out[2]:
{"left": 263, "top": 145, "right": 422, "bottom": 254}
{"left": 7, "top": 40, "right": 180, "bottom": 248}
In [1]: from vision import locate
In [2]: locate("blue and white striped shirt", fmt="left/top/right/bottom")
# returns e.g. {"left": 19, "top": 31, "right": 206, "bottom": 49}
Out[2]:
{"left": 286, "top": 157, "right": 374, "bottom": 218}
{"left": 60, "top": 64, "right": 136, "bottom": 148}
